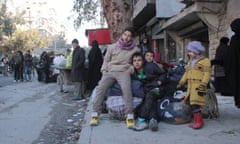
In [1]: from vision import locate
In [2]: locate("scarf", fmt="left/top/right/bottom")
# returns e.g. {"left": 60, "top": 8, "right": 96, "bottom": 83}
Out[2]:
{"left": 116, "top": 38, "right": 136, "bottom": 50}
{"left": 191, "top": 55, "right": 201, "bottom": 69}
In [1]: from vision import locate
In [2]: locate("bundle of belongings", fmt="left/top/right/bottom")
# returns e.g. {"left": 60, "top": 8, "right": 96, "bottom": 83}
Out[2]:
{"left": 106, "top": 80, "right": 144, "bottom": 120}
{"left": 53, "top": 55, "right": 66, "bottom": 68}
{"left": 157, "top": 93, "right": 192, "bottom": 124}
{"left": 202, "top": 82, "right": 219, "bottom": 119}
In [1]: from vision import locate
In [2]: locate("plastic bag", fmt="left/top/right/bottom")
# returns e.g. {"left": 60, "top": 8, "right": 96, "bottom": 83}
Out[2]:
{"left": 53, "top": 56, "right": 66, "bottom": 67}
{"left": 106, "top": 96, "right": 143, "bottom": 120}
{"left": 162, "top": 101, "right": 192, "bottom": 124}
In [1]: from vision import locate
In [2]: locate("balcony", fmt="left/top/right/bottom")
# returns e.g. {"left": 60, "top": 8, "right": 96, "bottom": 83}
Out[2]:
{"left": 132, "top": 0, "right": 156, "bottom": 29}
{"left": 180, "top": 0, "right": 223, "bottom": 5}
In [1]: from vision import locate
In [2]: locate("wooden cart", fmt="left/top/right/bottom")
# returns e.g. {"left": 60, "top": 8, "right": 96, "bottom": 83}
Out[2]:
{"left": 54, "top": 66, "right": 72, "bottom": 92}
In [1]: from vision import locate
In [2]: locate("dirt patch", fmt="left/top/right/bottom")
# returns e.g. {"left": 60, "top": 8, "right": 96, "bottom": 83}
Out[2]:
{"left": 32, "top": 92, "right": 89, "bottom": 144}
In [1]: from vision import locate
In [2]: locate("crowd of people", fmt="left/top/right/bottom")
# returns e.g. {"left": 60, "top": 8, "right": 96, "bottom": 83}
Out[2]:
{"left": 86, "top": 18, "right": 240, "bottom": 132}
{"left": 0, "top": 49, "right": 59, "bottom": 83}
{"left": 1, "top": 50, "right": 36, "bottom": 82}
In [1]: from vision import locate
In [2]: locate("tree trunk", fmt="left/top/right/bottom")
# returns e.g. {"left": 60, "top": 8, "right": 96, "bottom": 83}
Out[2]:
{"left": 100, "top": 0, "right": 133, "bottom": 42}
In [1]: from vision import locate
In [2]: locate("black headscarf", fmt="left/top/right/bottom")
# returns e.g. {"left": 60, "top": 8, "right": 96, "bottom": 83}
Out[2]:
{"left": 230, "top": 18, "right": 240, "bottom": 34}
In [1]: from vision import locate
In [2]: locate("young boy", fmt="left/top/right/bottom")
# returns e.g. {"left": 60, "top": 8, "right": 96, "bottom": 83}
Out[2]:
{"left": 177, "top": 41, "right": 211, "bottom": 129}
{"left": 90, "top": 28, "right": 139, "bottom": 128}
{"left": 143, "top": 50, "right": 166, "bottom": 93}
{"left": 131, "top": 51, "right": 166, "bottom": 131}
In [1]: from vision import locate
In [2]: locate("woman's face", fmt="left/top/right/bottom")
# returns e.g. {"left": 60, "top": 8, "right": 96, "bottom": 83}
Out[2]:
{"left": 121, "top": 30, "right": 132, "bottom": 43}
{"left": 143, "top": 38, "right": 147, "bottom": 44}
{"left": 132, "top": 56, "right": 143, "bottom": 71}
{"left": 187, "top": 51, "right": 197, "bottom": 59}
{"left": 145, "top": 52, "right": 154, "bottom": 62}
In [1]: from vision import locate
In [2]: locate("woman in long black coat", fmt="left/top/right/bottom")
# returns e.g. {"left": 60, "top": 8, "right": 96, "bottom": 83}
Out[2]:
{"left": 87, "top": 40, "right": 103, "bottom": 91}
{"left": 225, "top": 18, "right": 240, "bottom": 108}
{"left": 212, "top": 37, "right": 230, "bottom": 95}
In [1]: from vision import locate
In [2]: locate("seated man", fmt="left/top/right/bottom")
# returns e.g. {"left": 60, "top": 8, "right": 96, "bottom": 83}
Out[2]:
{"left": 132, "top": 51, "right": 167, "bottom": 132}
{"left": 90, "top": 28, "right": 139, "bottom": 128}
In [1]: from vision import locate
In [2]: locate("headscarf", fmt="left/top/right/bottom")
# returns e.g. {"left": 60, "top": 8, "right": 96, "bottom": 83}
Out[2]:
{"left": 230, "top": 18, "right": 240, "bottom": 34}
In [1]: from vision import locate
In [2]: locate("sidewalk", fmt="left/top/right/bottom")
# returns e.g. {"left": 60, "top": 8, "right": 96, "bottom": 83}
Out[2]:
{"left": 78, "top": 92, "right": 240, "bottom": 144}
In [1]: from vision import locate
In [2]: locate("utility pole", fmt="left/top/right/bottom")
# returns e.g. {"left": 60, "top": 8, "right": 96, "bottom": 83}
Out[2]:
{"left": 27, "top": 7, "right": 31, "bottom": 29}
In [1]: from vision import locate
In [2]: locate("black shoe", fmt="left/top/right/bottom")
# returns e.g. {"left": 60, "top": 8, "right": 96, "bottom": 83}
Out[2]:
{"left": 149, "top": 118, "right": 158, "bottom": 131}
{"left": 63, "top": 90, "right": 69, "bottom": 93}
{"left": 72, "top": 97, "right": 84, "bottom": 101}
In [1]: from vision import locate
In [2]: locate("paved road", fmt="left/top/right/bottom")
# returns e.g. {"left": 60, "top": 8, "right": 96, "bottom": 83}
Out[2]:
{"left": 0, "top": 73, "right": 16, "bottom": 88}
{"left": 0, "top": 78, "right": 57, "bottom": 144}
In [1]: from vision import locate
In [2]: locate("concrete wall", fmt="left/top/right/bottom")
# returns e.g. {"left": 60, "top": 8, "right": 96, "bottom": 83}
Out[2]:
{"left": 208, "top": 0, "right": 240, "bottom": 60}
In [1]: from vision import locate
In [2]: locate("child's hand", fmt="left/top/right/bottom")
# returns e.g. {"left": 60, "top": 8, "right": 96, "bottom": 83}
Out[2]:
{"left": 176, "top": 84, "right": 182, "bottom": 90}
{"left": 196, "top": 84, "right": 206, "bottom": 91}
{"left": 196, "top": 84, "right": 207, "bottom": 96}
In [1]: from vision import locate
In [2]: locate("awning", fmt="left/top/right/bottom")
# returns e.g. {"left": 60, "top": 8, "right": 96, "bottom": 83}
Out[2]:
{"left": 155, "top": 2, "right": 221, "bottom": 35}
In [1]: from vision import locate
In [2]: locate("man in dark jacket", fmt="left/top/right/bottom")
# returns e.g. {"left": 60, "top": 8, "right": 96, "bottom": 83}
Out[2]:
{"left": 24, "top": 50, "right": 33, "bottom": 81}
{"left": 71, "top": 39, "right": 86, "bottom": 100}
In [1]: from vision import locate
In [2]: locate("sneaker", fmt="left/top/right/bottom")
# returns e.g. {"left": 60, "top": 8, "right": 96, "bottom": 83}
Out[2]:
{"left": 149, "top": 118, "right": 158, "bottom": 131}
{"left": 90, "top": 112, "right": 99, "bottom": 126}
{"left": 131, "top": 121, "right": 148, "bottom": 131}
{"left": 126, "top": 114, "right": 135, "bottom": 128}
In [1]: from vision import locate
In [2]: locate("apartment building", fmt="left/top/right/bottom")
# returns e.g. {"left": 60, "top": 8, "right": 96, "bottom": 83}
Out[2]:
{"left": 132, "top": 0, "right": 240, "bottom": 62}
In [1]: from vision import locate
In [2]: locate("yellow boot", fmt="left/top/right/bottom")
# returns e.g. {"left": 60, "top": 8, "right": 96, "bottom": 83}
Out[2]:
{"left": 90, "top": 112, "right": 99, "bottom": 126}
{"left": 126, "top": 114, "right": 135, "bottom": 128}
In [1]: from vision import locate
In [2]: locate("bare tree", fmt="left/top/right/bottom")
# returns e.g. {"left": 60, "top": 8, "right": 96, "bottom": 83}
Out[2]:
{"left": 72, "top": 0, "right": 133, "bottom": 41}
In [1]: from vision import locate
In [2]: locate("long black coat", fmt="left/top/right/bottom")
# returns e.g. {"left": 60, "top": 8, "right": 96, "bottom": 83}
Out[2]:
{"left": 71, "top": 46, "right": 85, "bottom": 82}
{"left": 225, "top": 33, "right": 240, "bottom": 107}
{"left": 213, "top": 43, "right": 230, "bottom": 93}
{"left": 87, "top": 45, "right": 103, "bottom": 90}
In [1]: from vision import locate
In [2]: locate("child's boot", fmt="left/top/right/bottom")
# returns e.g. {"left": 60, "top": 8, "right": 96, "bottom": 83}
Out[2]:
{"left": 189, "top": 112, "right": 204, "bottom": 129}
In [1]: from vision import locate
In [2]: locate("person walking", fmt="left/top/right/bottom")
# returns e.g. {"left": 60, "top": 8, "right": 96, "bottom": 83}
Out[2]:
{"left": 13, "top": 51, "right": 23, "bottom": 82}
{"left": 225, "top": 18, "right": 240, "bottom": 108}
{"left": 87, "top": 40, "right": 103, "bottom": 91}
{"left": 90, "top": 27, "right": 139, "bottom": 128}
{"left": 19, "top": 51, "right": 24, "bottom": 81}
{"left": 177, "top": 41, "right": 211, "bottom": 129}
{"left": 24, "top": 50, "right": 33, "bottom": 81}
{"left": 71, "top": 39, "right": 86, "bottom": 100}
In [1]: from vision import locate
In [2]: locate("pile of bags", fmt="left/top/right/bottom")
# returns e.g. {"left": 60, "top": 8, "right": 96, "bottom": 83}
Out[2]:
{"left": 53, "top": 55, "right": 66, "bottom": 68}
{"left": 53, "top": 55, "right": 73, "bottom": 69}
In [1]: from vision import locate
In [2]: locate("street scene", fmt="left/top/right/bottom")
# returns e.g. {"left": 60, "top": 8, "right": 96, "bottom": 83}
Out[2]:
{"left": 0, "top": 75, "right": 89, "bottom": 144}
{"left": 1, "top": 0, "right": 240, "bottom": 144}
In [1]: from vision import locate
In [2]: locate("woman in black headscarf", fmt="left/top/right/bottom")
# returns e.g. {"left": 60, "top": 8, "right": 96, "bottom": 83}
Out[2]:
{"left": 87, "top": 40, "right": 103, "bottom": 91}
{"left": 225, "top": 18, "right": 240, "bottom": 108}
{"left": 212, "top": 37, "right": 230, "bottom": 95}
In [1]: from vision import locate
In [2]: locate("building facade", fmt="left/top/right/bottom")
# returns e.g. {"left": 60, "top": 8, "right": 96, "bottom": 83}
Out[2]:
{"left": 132, "top": 0, "right": 240, "bottom": 62}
